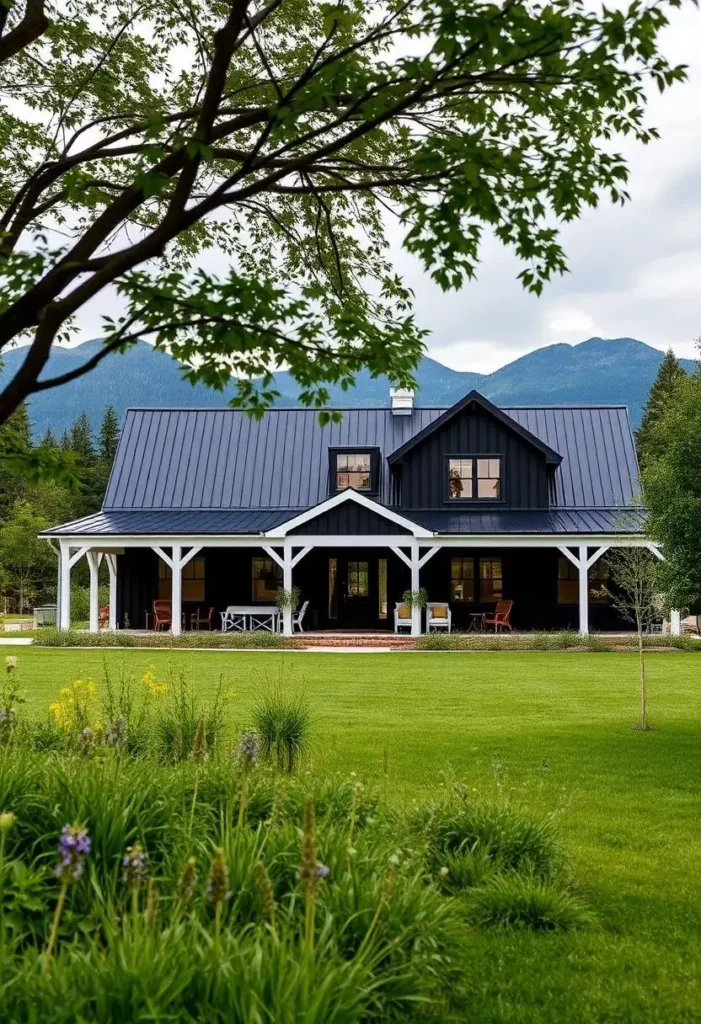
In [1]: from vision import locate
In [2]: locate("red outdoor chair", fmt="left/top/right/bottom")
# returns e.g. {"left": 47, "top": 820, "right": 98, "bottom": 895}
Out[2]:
{"left": 482, "top": 600, "right": 513, "bottom": 633}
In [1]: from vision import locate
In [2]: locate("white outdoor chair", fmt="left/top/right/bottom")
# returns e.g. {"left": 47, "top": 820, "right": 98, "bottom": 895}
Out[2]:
{"left": 426, "top": 602, "right": 451, "bottom": 632}
{"left": 292, "top": 600, "right": 309, "bottom": 633}
{"left": 394, "top": 602, "right": 412, "bottom": 633}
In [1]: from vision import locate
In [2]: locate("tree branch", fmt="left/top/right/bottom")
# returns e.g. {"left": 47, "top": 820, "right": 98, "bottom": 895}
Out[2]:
{"left": 0, "top": 0, "right": 49, "bottom": 65}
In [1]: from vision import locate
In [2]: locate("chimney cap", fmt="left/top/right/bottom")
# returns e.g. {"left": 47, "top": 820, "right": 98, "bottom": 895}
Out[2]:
{"left": 390, "top": 387, "right": 414, "bottom": 415}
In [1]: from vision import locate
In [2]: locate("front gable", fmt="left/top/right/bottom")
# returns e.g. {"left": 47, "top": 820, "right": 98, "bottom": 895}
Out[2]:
{"left": 266, "top": 488, "right": 431, "bottom": 538}
{"left": 387, "top": 391, "right": 562, "bottom": 512}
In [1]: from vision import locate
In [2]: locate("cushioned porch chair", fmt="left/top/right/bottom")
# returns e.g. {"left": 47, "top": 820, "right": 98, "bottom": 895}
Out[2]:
{"left": 426, "top": 602, "right": 451, "bottom": 632}
{"left": 482, "top": 599, "right": 513, "bottom": 633}
{"left": 394, "top": 602, "right": 412, "bottom": 633}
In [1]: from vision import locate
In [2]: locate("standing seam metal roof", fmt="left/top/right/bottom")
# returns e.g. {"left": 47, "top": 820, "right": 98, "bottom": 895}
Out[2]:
{"left": 103, "top": 404, "right": 641, "bottom": 512}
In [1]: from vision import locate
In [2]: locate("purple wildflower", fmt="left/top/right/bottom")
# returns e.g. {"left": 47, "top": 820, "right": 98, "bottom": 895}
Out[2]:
{"left": 314, "top": 862, "right": 330, "bottom": 880}
{"left": 56, "top": 824, "right": 91, "bottom": 883}
{"left": 122, "top": 843, "right": 149, "bottom": 888}
{"left": 105, "top": 715, "right": 128, "bottom": 748}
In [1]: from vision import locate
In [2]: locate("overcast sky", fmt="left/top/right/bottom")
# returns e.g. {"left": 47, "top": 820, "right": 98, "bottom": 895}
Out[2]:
{"left": 72, "top": 3, "right": 701, "bottom": 377}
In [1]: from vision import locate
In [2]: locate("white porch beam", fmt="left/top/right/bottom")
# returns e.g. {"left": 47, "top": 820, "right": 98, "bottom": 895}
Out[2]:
{"left": 418, "top": 545, "right": 441, "bottom": 569}
{"left": 171, "top": 543, "right": 182, "bottom": 636}
{"left": 389, "top": 545, "right": 413, "bottom": 568}
{"left": 86, "top": 549, "right": 101, "bottom": 634}
{"left": 152, "top": 545, "right": 174, "bottom": 570}
{"left": 105, "top": 554, "right": 118, "bottom": 631}
{"left": 670, "top": 609, "right": 682, "bottom": 636}
{"left": 68, "top": 545, "right": 89, "bottom": 569}
{"left": 179, "top": 545, "right": 203, "bottom": 570}
{"left": 410, "top": 548, "right": 421, "bottom": 637}
{"left": 261, "top": 544, "right": 285, "bottom": 569}
{"left": 557, "top": 544, "right": 581, "bottom": 570}
{"left": 578, "top": 542, "right": 589, "bottom": 636}
{"left": 58, "top": 541, "right": 71, "bottom": 629}
{"left": 291, "top": 546, "right": 312, "bottom": 569}
{"left": 647, "top": 543, "right": 664, "bottom": 561}
{"left": 586, "top": 545, "right": 609, "bottom": 570}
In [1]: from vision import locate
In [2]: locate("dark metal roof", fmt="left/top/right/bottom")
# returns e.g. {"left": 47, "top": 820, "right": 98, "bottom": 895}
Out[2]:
{"left": 103, "top": 404, "right": 640, "bottom": 511}
{"left": 41, "top": 509, "right": 292, "bottom": 537}
{"left": 405, "top": 508, "right": 646, "bottom": 535}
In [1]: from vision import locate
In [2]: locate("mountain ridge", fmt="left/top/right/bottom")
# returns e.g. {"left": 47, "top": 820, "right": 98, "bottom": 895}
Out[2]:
{"left": 0, "top": 336, "right": 692, "bottom": 436}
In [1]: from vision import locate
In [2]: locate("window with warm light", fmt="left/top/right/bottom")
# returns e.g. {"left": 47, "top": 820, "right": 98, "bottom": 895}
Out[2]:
{"left": 447, "top": 457, "right": 502, "bottom": 500}
{"left": 158, "top": 557, "right": 205, "bottom": 601}
{"left": 251, "top": 557, "right": 282, "bottom": 602}
{"left": 329, "top": 448, "right": 379, "bottom": 495}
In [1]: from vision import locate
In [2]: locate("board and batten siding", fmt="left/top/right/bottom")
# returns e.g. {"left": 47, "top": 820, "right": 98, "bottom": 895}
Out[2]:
{"left": 288, "top": 503, "right": 412, "bottom": 535}
{"left": 396, "top": 407, "right": 551, "bottom": 511}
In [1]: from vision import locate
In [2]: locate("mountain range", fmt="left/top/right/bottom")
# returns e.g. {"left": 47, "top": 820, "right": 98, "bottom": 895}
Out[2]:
{"left": 0, "top": 336, "right": 693, "bottom": 438}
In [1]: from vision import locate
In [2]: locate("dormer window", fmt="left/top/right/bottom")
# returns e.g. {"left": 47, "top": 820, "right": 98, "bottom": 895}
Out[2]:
{"left": 447, "top": 457, "right": 502, "bottom": 501}
{"left": 329, "top": 447, "right": 380, "bottom": 495}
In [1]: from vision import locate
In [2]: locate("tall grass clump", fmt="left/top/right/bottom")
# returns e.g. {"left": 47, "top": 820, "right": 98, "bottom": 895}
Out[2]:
{"left": 466, "top": 873, "right": 595, "bottom": 931}
{"left": 251, "top": 685, "right": 312, "bottom": 772}
{"left": 0, "top": 750, "right": 464, "bottom": 1022}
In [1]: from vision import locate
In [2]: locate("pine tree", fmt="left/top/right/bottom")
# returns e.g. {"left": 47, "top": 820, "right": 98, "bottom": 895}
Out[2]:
{"left": 69, "top": 411, "right": 96, "bottom": 464}
{"left": 636, "top": 350, "right": 687, "bottom": 471}
{"left": 41, "top": 427, "right": 58, "bottom": 449}
{"left": 0, "top": 402, "right": 32, "bottom": 520}
{"left": 98, "top": 406, "right": 120, "bottom": 464}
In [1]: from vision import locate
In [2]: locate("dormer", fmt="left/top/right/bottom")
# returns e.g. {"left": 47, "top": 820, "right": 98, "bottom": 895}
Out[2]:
{"left": 387, "top": 390, "right": 561, "bottom": 511}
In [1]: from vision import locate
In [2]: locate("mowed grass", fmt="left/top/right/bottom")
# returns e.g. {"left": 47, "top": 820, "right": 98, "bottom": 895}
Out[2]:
{"left": 6, "top": 646, "right": 701, "bottom": 1022}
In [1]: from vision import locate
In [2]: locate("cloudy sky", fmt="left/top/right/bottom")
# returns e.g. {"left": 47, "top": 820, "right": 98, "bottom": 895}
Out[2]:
{"left": 390, "top": 2, "right": 701, "bottom": 373}
{"left": 72, "top": 3, "right": 701, "bottom": 377}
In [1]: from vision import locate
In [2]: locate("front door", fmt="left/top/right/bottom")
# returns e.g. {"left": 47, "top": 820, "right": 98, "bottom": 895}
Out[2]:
{"left": 328, "top": 555, "right": 388, "bottom": 629}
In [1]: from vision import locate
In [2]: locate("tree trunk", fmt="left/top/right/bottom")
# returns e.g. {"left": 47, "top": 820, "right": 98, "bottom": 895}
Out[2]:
{"left": 637, "top": 621, "right": 647, "bottom": 730}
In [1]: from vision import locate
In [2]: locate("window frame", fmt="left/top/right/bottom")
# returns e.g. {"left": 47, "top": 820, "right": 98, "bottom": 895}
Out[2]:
{"left": 557, "top": 555, "right": 610, "bottom": 605}
{"left": 158, "top": 556, "right": 205, "bottom": 602}
{"left": 444, "top": 454, "right": 504, "bottom": 504}
{"left": 251, "top": 556, "right": 283, "bottom": 603}
{"left": 450, "top": 557, "right": 475, "bottom": 603}
{"left": 328, "top": 447, "right": 380, "bottom": 496}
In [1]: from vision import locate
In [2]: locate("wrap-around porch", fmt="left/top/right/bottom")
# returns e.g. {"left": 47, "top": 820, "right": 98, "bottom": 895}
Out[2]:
{"left": 52, "top": 533, "right": 681, "bottom": 637}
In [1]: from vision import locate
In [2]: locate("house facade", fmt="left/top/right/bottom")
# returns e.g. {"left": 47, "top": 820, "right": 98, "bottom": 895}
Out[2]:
{"left": 42, "top": 388, "right": 674, "bottom": 636}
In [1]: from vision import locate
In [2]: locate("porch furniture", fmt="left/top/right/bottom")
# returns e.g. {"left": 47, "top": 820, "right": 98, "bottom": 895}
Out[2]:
{"left": 153, "top": 600, "right": 172, "bottom": 631}
{"left": 394, "top": 602, "right": 412, "bottom": 633}
{"left": 482, "top": 599, "right": 513, "bottom": 633}
{"left": 190, "top": 606, "right": 215, "bottom": 630}
{"left": 467, "top": 612, "right": 484, "bottom": 633}
{"left": 221, "top": 605, "right": 279, "bottom": 632}
{"left": 293, "top": 600, "right": 309, "bottom": 632}
{"left": 98, "top": 604, "right": 109, "bottom": 629}
{"left": 426, "top": 603, "right": 451, "bottom": 632}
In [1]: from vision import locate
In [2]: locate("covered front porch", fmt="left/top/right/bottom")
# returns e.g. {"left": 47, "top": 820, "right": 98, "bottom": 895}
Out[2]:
{"left": 49, "top": 533, "right": 681, "bottom": 638}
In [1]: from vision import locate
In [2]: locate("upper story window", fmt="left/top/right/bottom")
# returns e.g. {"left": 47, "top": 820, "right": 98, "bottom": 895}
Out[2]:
{"left": 329, "top": 447, "right": 380, "bottom": 495}
{"left": 447, "top": 457, "right": 502, "bottom": 501}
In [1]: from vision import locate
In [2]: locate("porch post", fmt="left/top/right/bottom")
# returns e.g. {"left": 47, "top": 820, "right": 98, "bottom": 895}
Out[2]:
{"left": 670, "top": 609, "right": 681, "bottom": 636}
{"left": 87, "top": 549, "right": 101, "bottom": 633}
{"left": 171, "top": 544, "right": 182, "bottom": 636}
{"left": 411, "top": 544, "right": 421, "bottom": 637}
{"left": 282, "top": 548, "right": 293, "bottom": 635}
{"left": 58, "top": 542, "right": 71, "bottom": 629}
{"left": 106, "top": 554, "right": 118, "bottom": 630}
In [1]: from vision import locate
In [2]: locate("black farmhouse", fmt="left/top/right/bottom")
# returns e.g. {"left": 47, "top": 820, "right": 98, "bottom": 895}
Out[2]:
{"left": 42, "top": 387, "right": 672, "bottom": 636}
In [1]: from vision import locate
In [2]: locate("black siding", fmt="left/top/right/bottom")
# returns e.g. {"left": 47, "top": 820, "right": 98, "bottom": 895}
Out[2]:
{"left": 289, "top": 504, "right": 411, "bottom": 535}
{"left": 397, "top": 407, "right": 550, "bottom": 511}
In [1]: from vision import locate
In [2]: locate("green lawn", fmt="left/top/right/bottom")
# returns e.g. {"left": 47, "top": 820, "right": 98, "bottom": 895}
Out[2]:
{"left": 5, "top": 646, "right": 701, "bottom": 1022}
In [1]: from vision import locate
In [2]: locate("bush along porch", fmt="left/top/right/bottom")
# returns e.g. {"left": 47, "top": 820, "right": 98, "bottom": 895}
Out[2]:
{"left": 40, "top": 389, "right": 680, "bottom": 638}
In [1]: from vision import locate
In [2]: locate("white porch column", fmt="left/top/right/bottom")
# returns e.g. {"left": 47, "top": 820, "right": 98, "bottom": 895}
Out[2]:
{"left": 411, "top": 545, "right": 421, "bottom": 637}
{"left": 171, "top": 543, "right": 182, "bottom": 636}
{"left": 282, "top": 549, "right": 293, "bottom": 635}
{"left": 59, "top": 542, "right": 71, "bottom": 629}
{"left": 86, "top": 549, "right": 101, "bottom": 633}
{"left": 578, "top": 542, "right": 589, "bottom": 636}
{"left": 670, "top": 609, "right": 681, "bottom": 636}
{"left": 106, "top": 554, "right": 118, "bottom": 630}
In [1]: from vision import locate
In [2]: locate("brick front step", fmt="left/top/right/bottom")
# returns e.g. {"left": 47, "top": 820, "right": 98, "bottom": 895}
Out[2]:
{"left": 300, "top": 633, "right": 415, "bottom": 649}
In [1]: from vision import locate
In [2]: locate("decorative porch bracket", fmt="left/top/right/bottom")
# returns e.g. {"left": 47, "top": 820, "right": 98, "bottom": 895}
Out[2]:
{"left": 390, "top": 545, "right": 440, "bottom": 636}
{"left": 557, "top": 544, "right": 610, "bottom": 635}
{"left": 262, "top": 545, "right": 312, "bottom": 634}
{"left": 151, "top": 545, "right": 202, "bottom": 635}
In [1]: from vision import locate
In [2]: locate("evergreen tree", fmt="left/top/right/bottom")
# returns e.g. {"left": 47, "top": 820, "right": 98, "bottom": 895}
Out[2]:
{"left": 41, "top": 427, "right": 58, "bottom": 449}
{"left": 98, "top": 407, "right": 120, "bottom": 464}
{"left": 0, "top": 402, "right": 32, "bottom": 520}
{"left": 636, "top": 350, "right": 687, "bottom": 471}
{"left": 69, "top": 411, "right": 96, "bottom": 464}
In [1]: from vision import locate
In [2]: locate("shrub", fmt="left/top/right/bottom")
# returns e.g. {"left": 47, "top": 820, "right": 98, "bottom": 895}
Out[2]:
{"left": 416, "top": 802, "right": 564, "bottom": 882}
{"left": 0, "top": 751, "right": 464, "bottom": 1021}
{"left": 466, "top": 874, "right": 596, "bottom": 932}
{"left": 33, "top": 629, "right": 303, "bottom": 649}
{"left": 153, "top": 670, "right": 228, "bottom": 763}
{"left": 251, "top": 686, "right": 312, "bottom": 773}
